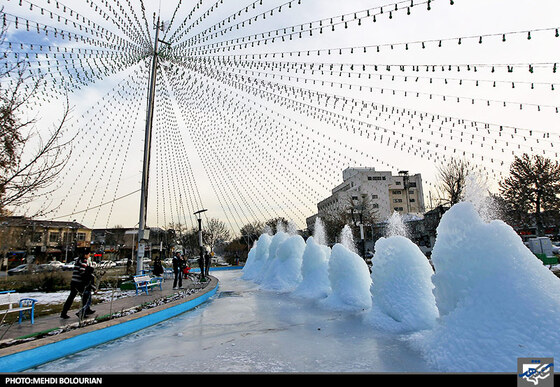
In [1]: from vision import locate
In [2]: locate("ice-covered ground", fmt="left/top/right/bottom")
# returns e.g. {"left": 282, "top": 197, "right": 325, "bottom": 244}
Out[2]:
{"left": 30, "top": 270, "right": 432, "bottom": 373}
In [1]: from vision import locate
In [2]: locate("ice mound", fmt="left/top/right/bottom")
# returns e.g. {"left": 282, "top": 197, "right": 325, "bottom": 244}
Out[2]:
{"left": 320, "top": 243, "right": 372, "bottom": 312}
{"left": 365, "top": 235, "right": 438, "bottom": 332}
{"left": 260, "top": 234, "right": 306, "bottom": 292}
{"left": 242, "top": 233, "right": 271, "bottom": 281}
{"left": 409, "top": 202, "right": 560, "bottom": 372}
{"left": 256, "top": 230, "right": 288, "bottom": 284}
{"left": 292, "top": 236, "right": 331, "bottom": 299}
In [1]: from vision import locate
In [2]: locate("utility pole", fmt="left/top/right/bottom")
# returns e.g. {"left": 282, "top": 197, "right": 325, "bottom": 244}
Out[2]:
{"left": 399, "top": 170, "right": 410, "bottom": 214}
{"left": 136, "top": 17, "right": 164, "bottom": 275}
{"left": 194, "top": 209, "right": 208, "bottom": 280}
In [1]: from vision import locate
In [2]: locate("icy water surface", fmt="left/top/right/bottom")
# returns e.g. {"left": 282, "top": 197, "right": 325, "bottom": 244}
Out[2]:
{"left": 31, "top": 270, "right": 433, "bottom": 373}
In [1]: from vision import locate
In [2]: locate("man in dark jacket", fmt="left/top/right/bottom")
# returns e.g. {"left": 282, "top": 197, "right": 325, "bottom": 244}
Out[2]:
{"left": 76, "top": 265, "right": 96, "bottom": 319}
{"left": 204, "top": 251, "right": 211, "bottom": 277}
{"left": 172, "top": 252, "right": 183, "bottom": 289}
{"left": 60, "top": 250, "right": 91, "bottom": 319}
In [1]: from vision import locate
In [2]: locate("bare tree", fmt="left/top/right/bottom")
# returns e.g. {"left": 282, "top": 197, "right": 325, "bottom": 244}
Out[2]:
{"left": 345, "top": 194, "right": 378, "bottom": 227}
{"left": 204, "top": 218, "right": 231, "bottom": 253}
{"left": 0, "top": 14, "right": 72, "bottom": 215}
{"left": 435, "top": 157, "right": 471, "bottom": 206}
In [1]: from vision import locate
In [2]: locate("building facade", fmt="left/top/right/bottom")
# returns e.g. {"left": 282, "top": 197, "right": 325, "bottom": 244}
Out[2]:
{"left": 307, "top": 167, "right": 425, "bottom": 230}
{"left": 0, "top": 216, "right": 91, "bottom": 267}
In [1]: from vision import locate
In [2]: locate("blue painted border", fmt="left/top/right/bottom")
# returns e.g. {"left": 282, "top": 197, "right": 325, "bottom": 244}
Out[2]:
{"left": 190, "top": 265, "right": 243, "bottom": 272}
{"left": 0, "top": 281, "right": 219, "bottom": 372}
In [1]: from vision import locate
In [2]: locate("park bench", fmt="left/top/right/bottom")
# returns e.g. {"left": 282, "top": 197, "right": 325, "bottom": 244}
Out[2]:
{"left": 133, "top": 275, "right": 163, "bottom": 295}
{"left": 0, "top": 290, "right": 37, "bottom": 324}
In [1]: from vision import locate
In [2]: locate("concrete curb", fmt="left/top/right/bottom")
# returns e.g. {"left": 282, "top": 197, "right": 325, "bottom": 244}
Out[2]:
{"left": 0, "top": 276, "right": 219, "bottom": 372}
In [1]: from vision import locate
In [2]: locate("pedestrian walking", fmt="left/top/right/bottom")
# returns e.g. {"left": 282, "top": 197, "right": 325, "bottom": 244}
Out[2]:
{"left": 172, "top": 252, "right": 183, "bottom": 289}
{"left": 76, "top": 265, "right": 96, "bottom": 319}
{"left": 60, "top": 250, "right": 90, "bottom": 319}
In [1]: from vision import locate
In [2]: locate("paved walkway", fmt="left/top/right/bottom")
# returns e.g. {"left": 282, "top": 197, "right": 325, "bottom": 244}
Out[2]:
{"left": 0, "top": 273, "right": 217, "bottom": 354}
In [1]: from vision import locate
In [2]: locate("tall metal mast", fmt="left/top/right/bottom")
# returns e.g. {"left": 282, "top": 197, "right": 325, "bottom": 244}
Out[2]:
{"left": 137, "top": 17, "right": 162, "bottom": 274}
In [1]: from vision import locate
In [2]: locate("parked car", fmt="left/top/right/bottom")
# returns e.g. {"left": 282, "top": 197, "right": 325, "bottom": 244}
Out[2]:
{"left": 7, "top": 264, "right": 32, "bottom": 276}
{"left": 62, "top": 259, "right": 77, "bottom": 271}
{"left": 45, "top": 261, "right": 64, "bottom": 270}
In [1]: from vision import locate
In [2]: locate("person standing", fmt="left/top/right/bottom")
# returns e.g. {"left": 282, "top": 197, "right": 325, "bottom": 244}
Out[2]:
{"left": 172, "top": 252, "right": 183, "bottom": 289}
{"left": 198, "top": 251, "right": 205, "bottom": 280}
{"left": 153, "top": 256, "right": 164, "bottom": 277}
{"left": 204, "top": 251, "right": 211, "bottom": 277}
{"left": 60, "top": 250, "right": 90, "bottom": 319}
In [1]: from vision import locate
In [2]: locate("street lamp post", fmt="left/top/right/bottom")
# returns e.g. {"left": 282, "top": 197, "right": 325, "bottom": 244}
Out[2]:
{"left": 194, "top": 209, "right": 207, "bottom": 280}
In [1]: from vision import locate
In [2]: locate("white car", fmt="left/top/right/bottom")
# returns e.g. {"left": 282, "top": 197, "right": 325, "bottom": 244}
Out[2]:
{"left": 62, "top": 259, "right": 77, "bottom": 271}
{"left": 47, "top": 260, "right": 65, "bottom": 268}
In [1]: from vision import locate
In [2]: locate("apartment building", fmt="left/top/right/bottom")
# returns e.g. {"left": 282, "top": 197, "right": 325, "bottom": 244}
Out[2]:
{"left": 307, "top": 167, "right": 425, "bottom": 229}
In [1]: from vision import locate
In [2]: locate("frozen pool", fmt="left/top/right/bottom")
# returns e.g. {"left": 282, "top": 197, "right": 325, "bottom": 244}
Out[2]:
{"left": 30, "top": 270, "right": 433, "bottom": 373}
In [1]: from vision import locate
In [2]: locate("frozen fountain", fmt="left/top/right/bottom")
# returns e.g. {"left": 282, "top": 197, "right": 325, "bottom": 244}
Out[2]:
{"left": 366, "top": 211, "right": 438, "bottom": 332}
{"left": 292, "top": 217, "right": 331, "bottom": 299}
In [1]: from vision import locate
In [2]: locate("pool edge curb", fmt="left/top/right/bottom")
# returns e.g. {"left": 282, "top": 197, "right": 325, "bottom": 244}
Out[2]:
{"left": 0, "top": 277, "right": 219, "bottom": 372}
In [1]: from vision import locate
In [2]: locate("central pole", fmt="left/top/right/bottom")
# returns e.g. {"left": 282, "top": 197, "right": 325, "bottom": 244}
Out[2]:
{"left": 137, "top": 17, "right": 161, "bottom": 275}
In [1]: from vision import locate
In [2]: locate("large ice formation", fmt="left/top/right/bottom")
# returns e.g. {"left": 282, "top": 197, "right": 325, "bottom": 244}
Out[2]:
{"left": 409, "top": 202, "right": 560, "bottom": 372}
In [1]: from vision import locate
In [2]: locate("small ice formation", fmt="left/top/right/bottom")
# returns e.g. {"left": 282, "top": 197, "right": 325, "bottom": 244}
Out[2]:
{"left": 292, "top": 235, "right": 331, "bottom": 300}
{"left": 260, "top": 233, "right": 306, "bottom": 292}
{"left": 365, "top": 235, "right": 438, "bottom": 333}
{"left": 320, "top": 243, "right": 372, "bottom": 313}
{"left": 242, "top": 233, "right": 271, "bottom": 281}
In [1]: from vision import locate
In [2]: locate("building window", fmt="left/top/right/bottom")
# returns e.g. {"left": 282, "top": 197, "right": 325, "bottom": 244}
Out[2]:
{"left": 76, "top": 232, "right": 86, "bottom": 242}
{"left": 410, "top": 198, "right": 416, "bottom": 202}
{"left": 395, "top": 181, "right": 401, "bottom": 185}
{"left": 352, "top": 196, "right": 358, "bottom": 201}
{"left": 31, "top": 232, "right": 42, "bottom": 243}
{"left": 372, "top": 203, "right": 379, "bottom": 208}
{"left": 393, "top": 190, "right": 402, "bottom": 195}
{"left": 371, "top": 194, "right": 378, "bottom": 199}
{"left": 394, "top": 207, "right": 404, "bottom": 212}
{"left": 49, "top": 232, "right": 60, "bottom": 243}
{"left": 409, "top": 182, "right": 417, "bottom": 187}
{"left": 393, "top": 199, "right": 403, "bottom": 203}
